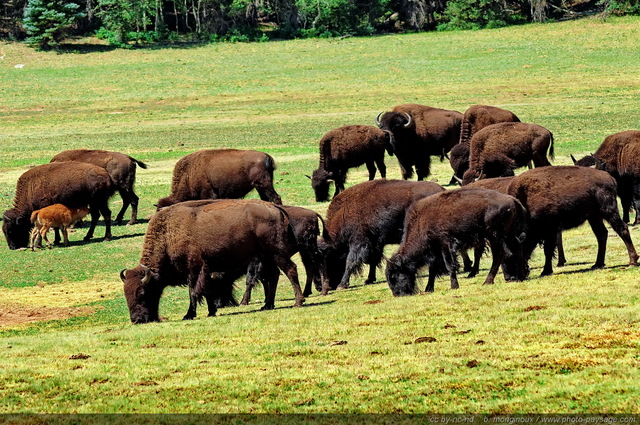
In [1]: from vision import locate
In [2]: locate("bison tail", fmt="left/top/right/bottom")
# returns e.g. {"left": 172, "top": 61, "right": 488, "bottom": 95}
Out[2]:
{"left": 30, "top": 209, "right": 40, "bottom": 224}
{"left": 548, "top": 133, "right": 555, "bottom": 161}
{"left": 263, "top": 154, "right": 277, "bottom": 174}
{"left": 133, "top": 158, "right": 148, "bottom": 170}
{"left": 316, "top": 213, "right": 330, "bottom": 241}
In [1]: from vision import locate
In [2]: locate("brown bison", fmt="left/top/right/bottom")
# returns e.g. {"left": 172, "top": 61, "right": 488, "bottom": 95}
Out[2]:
{"left": 50, "top": 149, "right": 147, "bottom": 225}
{"left": 461, "top": 122, "right": 554, "bottom": 185}
{"left": 459, "top": 104, "right": 521, "bottom": 145}
{"left": 29, "top": 204, "right": 90, "bottom": 250}
{"left": 121, "top": 199, "right": 304, "bottom": 324}
{"left": 385, "top": 188, "right": 527, "bottom": 296}
{"left": 465, "top": 176, "right": 566, "bottom": 269}
{"left": 319, "top": 179, "right": 445, "bottom": 290}
{"left": 450, "top": 104, "right": 521, "bottom": 184}
{"left": 156, "top": 149, "right": 282, "bottom": 208}
{"left": 310, "top": 125, "right": 393, "bottom": 202}
{"left": 3, "top": 162, "right": 114, "bottom": 250}
{"left": 375, "top": 104, "right": 462, "bottom": 180}
{"left": 572, "top": 130, "right": 640, "bottom": 224}
{"left": 507, "top": 166, "right": 638, "bottom": 276}
{"left": 240, "top": 205, "right": 329, "bottom": 304}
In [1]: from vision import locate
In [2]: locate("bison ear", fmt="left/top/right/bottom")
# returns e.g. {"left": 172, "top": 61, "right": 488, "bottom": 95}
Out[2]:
{"left": 570, "top": 154, "right": 577, "bottom": 165}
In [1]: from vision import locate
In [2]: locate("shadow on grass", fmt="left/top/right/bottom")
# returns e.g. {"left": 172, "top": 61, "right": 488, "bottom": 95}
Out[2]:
{"left": 220, "top": 299, "right": 336, "bottom": 317}
{"left": 56, "top": 40, "right": 208, "bottom": 54}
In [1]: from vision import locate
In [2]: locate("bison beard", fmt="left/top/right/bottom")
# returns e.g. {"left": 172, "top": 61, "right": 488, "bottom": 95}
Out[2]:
{"left": 386, "top": 188, "right": 527, "bottom": 295}
{"left": 121, "top": 199, "right": 304, "bottom": 324}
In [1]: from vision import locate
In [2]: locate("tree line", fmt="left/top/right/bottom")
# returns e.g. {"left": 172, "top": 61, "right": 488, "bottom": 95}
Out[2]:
{"left": 1, "top": 0, "right": 638, "bottom": 49}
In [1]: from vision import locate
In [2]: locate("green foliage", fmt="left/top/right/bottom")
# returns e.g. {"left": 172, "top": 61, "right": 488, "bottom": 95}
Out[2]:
{"left": 437, "top": 0, "right": 512, "bottom": 30}
{"left": 94, "top": 0, "right": 160, "bottom": 46}
{"left": 601, "top": 0, "right": 640, "bottom": 14}
{"left": 22, "top": 0, "right": 85, "bottom": 49}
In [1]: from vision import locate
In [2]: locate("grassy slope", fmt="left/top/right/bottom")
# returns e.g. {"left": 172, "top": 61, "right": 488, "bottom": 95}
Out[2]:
{"left": 0, "top": 17, "right": 639, "bottom": 413}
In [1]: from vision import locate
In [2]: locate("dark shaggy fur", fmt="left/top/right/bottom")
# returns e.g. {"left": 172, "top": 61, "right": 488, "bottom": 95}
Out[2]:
{"left": 3, "top": 162, "right": 114, "bottom": 250}
{"left": 376, "top": 104, "right": 462, "bottom": 180}
{"left": 240, "top": 205, "right": 329, "bottom": 304}
{"left": 507, "top": 166, "right": 638, "bottom": 277}
{"left": 156, "top": 149, "right": 282, "bottom": 209}
{"left": 386, "top": 188, "right": 527, "bottom": 296}
{"left": 461, "top": 122, "right": 554, "bottom": 185}
{"left": 319, "top": 179, "right": 445, "bottom": 290}
{"left": 573, "top": 130, "right": 640, "bottom": 224}
{"left": 459, "top": 104, "right": 521, "bottom": 145}
{"left": 310, "top": 125, "right": 393, "bottom": 202}
{"left": 120, "top": 199, "right": 303, "bottom": 324}
{"left": 50, "top": 149, "right": 147, "bottom": 225}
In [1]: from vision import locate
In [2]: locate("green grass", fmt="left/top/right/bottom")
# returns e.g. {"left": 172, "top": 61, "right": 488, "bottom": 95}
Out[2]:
{"left": 1, "top": 16, "right": 640, "bottom": 413}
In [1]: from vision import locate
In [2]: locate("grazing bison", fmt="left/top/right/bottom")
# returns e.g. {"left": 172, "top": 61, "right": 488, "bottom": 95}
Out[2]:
{"left": 459, "top": 104, "right": 521, "bottom": 145}
{"left": 319, "top": 179, "right": 445, "bottom": 290}
{"left": 121, "top": 199, "right": 304, "bottom": 324}
{"left": 240, "top": 205, "right": 329, "bottom": 304}
{"left": 507, "top": 166, "right": 638, "bottom": 277}
{"left": 375, "top": 104, "right": 462, "bottom": 180}
{"left": 156, "top": 149, "right": 282, "bottom": 209}
{"left": 29, "top": 204, "right": 90, "bottom": 250}
{"left": 3, "top": 162, "right": 114, "bottom": 250}
{"left": 385, "top": 188, "right": 527, "bottom": 296}
{"left": 572, "top": 130, "right": 640, "bottom": 224}
{"left": 310, "top": 125, "right": 393, "bottom": 202}
{"left": 50, "top": 149, "right": 147, "bottom": 225}
{"left": 461, "top": 122, "right": 554, "bottom": 185}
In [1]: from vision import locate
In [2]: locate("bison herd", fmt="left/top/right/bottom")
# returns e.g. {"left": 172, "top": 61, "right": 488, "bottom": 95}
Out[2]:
{"left": 2, "top": 104, "right": 640, "bottom": 325}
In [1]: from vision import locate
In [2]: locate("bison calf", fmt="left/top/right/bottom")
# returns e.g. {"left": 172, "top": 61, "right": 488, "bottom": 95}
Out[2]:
{"left": 29, "top": 204, "right": 90, "bottom": 250}
{"left": 507, "top": 166, "right": 638, "bottom": 276}
{"left": 386, "top": 188, "right": 527, "bottom": 296}
{"left": 310, "top": 125, "right": 392, "bottom": 202}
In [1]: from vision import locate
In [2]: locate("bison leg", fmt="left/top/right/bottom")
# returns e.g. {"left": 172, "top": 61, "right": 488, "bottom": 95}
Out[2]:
{"left": 483, "top": 240, "right": 505, "bottom": 285}
{"left": 469, "top": 245, "right": 483, "bottom": 278}
{"left": 333, "top": 171, "right": 346, "bottom": 197}
{"left": 183, "top": 267, "right": 206, "bottom": 320}
{"left": 631, "top": 179, "right": 640, "bottom": 226}
{"left": 273, "top": 257, "right": 304, "bottom": 307}
{"left": 441, "top": 248, "right": 459, "bottom": 290}
{"left": 602, "top": 210, "right": 639, "bottom": 267}
{"left": 424, "top": 267, "right": 437, "bottom": 293}
{"left": 240, "top": 261, "right": 261, "bottom": 305}
{"left": 365, "top": 160, "right": 377, "bottom": 181}
{"left": 588, "top": 217, "right": 609, "bottom": 269}
{"left": 115, "top": 187, "right": 140, "bottom": 225}
{"left": 299, "top": 251, "right": 318, "bottom": 297}
{"left": 337, "top": 244, "right": 367, "bottom": 289}
{"left": 460, "top": 250, "right": 473, "bottom": 273}
{"left": 375, "top": 154, "right": 386, "bottom": 179}
{"left": 556, "top": 231, "right": 566, "bottom": 267}
{"left": 540, "top": 232, "right": 558, "bottom": 276}
{"left": 84, "top": 201, "right": 112, "bottom": 242}
{"left": 53, "top": 227, "right": 61, "bottom": 245}
{"left": 61, "top": 227, "right": 70, "bottom": 246}
{"left": 415, "top": 157, "right": 432, "bottom": 181}
{"left": 364, "top": 251, "right": 383, "bottom": 285}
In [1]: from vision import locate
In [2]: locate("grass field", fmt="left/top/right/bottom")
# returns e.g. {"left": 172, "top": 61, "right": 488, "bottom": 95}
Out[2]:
{"left": 1, "top": 16, "right": 640, "bottom": 413}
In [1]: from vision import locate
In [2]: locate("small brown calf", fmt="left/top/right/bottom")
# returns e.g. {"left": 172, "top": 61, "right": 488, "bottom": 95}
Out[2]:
{"left": 30, "top": 204, "right": 90, "bottom": 250}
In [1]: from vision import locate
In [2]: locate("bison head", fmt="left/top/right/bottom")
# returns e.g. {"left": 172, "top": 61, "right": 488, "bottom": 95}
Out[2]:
{"left": 310, "top": 168, "right": 333, "bottom": 202}
{"left": 2, "top": 208, "right": 30, "bottom": 250}
{"left": 385, "top": 256, "right": 418, "bottom": 296}
{"left": 448, "top": 143, "right": 470, "bottom": 185}
{"left": 121, "top": 264, "right": 162, "bottom": 324}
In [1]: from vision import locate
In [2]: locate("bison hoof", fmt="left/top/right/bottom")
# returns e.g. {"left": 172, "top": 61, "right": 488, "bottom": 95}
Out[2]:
{"left": 336, "top": 284, "right": 349, "bottom": 290}
{"left": 557, "top": 261, "right": 566, "bottom": 267}
{"left": 540, "top": 269, "right": 553, "bottom": 277}
{"left": 182, "top": 315, "right": 195, "bottom": 320}
{"left": 364, "top": 279, "right": 378, "bottom": 285}
{"left": 302, "top": 291, "right": 312, "bottom": 297}
{"left": 260, "top": 304, "right": 275, "bottom": 311}
{"left": 591, "top": 263, "right": 605, "bottom": 270}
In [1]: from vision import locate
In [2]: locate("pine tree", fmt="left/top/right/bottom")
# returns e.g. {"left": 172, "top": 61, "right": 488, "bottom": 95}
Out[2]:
{"left": 23, "top": 0, "right": 85, "bottom": 49}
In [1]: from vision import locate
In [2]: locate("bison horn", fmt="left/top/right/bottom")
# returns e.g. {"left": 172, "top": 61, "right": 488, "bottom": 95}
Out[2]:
{"left": 453, "top": 175, "right": 463, "bottom": 185}
{"left": 403, "top": 112, "right": 412, "bottom": 128}
{"left": 570, "top": 154, "right": 577, "bottom": 165}
{"left": 305, "top": 174, "right": 312, "bottom": 180}
{"left": 119, "top": 269, "right": 127, "bottom": 283}
{"left": 139, "top": 264, "right": 152, "bottom": 285}
{"left": 375, "top": 111, "right": 385, "bottom": 126}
